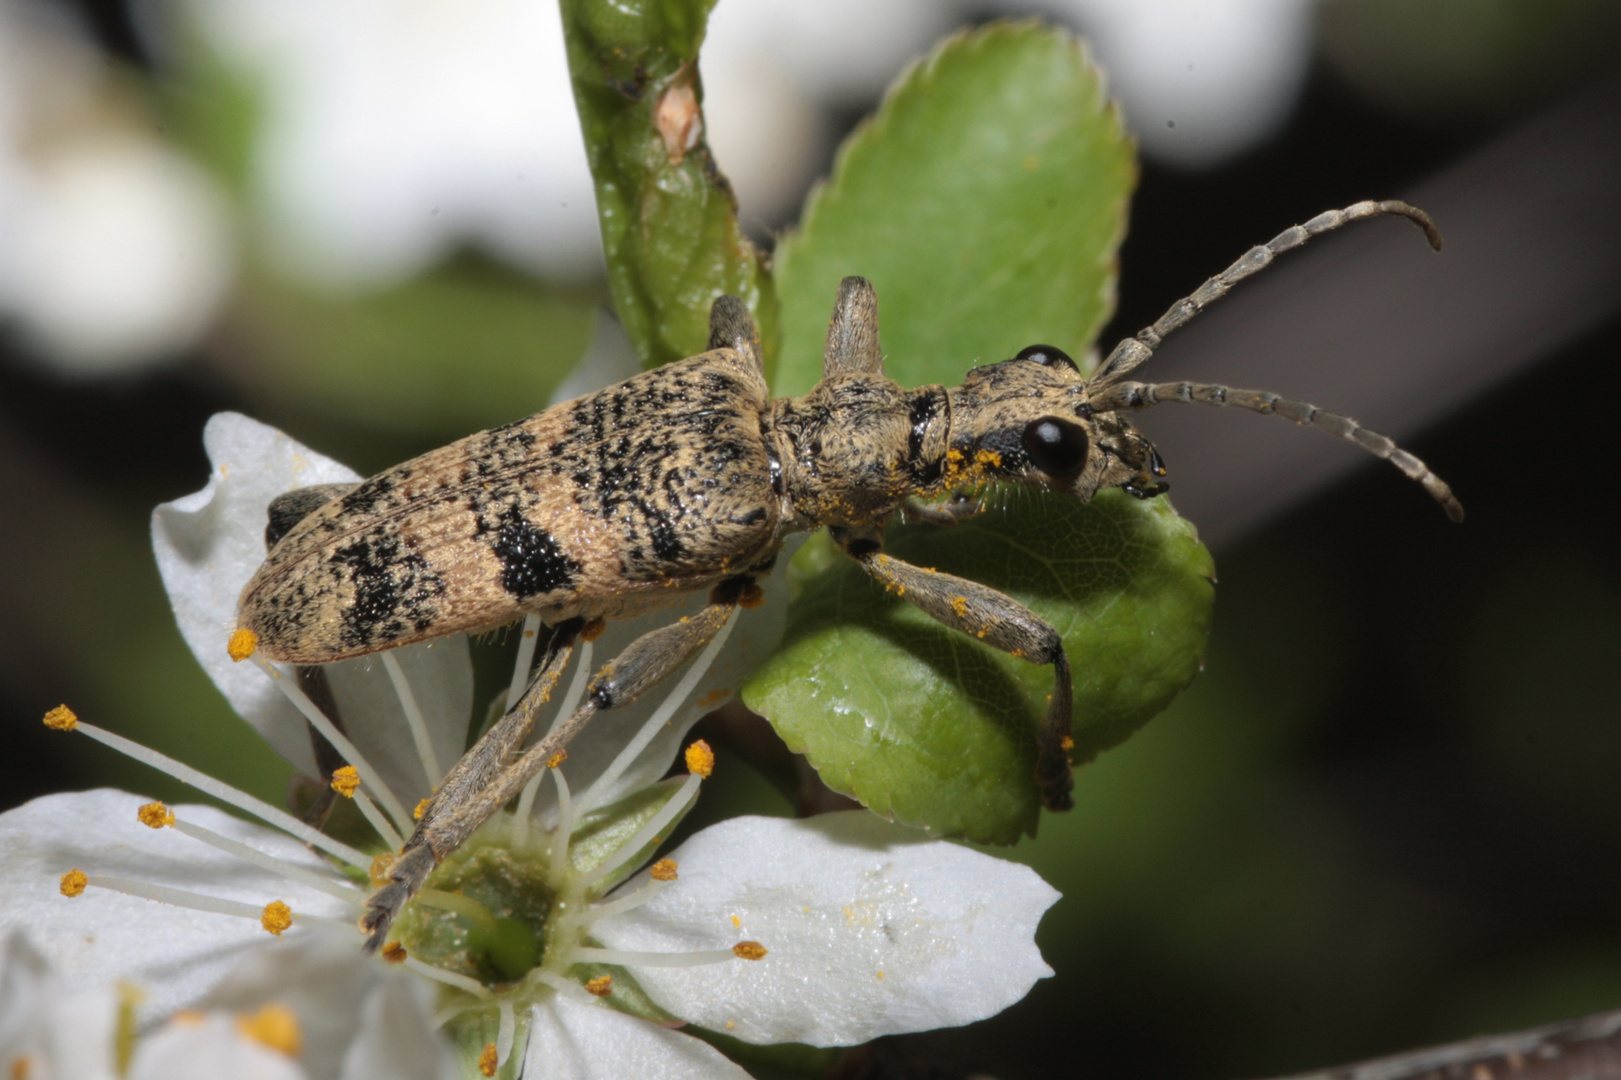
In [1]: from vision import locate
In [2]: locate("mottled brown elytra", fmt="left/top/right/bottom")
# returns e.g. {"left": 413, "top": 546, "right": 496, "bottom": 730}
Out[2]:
{"left": 232, "top": 199, "right": 1460, "bottom": 950}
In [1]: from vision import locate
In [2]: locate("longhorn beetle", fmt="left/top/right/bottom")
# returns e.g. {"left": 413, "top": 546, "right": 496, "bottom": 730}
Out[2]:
{"left": 230, "top": 199, "right": 1461, "bottom": 950}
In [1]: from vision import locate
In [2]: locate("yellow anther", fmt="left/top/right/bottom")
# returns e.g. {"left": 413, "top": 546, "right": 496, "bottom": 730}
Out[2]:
{"left": 413, "top": 797, "right": 430, "bottom": 821}
{"left": 732, "top": 941, "right": 768, "bottom": 961}
{"left": 12, "top": 1054, "right": 33, "bottom": 1080}
{"left": 478, "top": 1043, "right": 498, "bottom": 1077}
{"left": 237, "top": 1004, "right": 302, "bottom": 1057}
{"left": 260, "top": 900, "right": 292, "bottom": 936}
{"left": 649, "top": 858, "right": 678, "bottom": 881}
{"left": 137, "top": 802, "right": 175, "bottom": 829}
{"left": 369, "top": 853, "right": 396, "bottom": 889}
{"left": 684, "top": 739, "right": 715, "bottom": 779}
{"left": 1059, "top": 735, "right": 1075, "bottom": 752}
{"left": 329, "top": 766, "right": 360, "bottom": 798}
{"left": 581, "top": 617, "right": 607, "bottom": 642}
{"left": 227, "top": 628, "right": 259, "bottom": 662}
{"left": 585, "top": 975, "right": 614, "bottom": 997}
{"left": 42, "top": 705, "right": 77, "bottom": 732}
{"left": 546, "top": 749, "right": 568, "bottom": 769}
{"left": 381, "top": 941, "right": 408, "bottom": 965}
{"left": 59, "top": 869, "right": 87, "bottom": 897}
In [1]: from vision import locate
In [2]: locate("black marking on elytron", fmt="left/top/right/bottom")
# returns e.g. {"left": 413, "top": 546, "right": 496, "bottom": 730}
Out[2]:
{"left": 483, "top": 503, "right": 583, "bottom": 600}
{"left": 330, "top": 528, "right": 447, "bottom": 648}
{"left": 337, "top": 475, "right": 397, "bottom": 518}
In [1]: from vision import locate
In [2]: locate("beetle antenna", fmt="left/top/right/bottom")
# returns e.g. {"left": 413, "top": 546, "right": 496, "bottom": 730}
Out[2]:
{"left": 1090, "top": 379, "right": 1464, "bottom": 521}
{"left": 1091, "top": 200, "right": 1441, "bottom": 385}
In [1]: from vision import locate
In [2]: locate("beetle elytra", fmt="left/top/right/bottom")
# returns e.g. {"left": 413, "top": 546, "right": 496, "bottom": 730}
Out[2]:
{"left": 231, "top": 199, "right": 1459, "bottom": 950}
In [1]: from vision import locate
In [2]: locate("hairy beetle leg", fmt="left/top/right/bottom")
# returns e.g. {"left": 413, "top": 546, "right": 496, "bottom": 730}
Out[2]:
{"left": 832, "top": 528, "right": 1075, "bottom": 812}
{"left": 360, "top": 596, "right": 746, "bottom": 951}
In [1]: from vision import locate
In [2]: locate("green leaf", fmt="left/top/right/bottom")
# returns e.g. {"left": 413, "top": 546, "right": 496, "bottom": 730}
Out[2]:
{"left": 773, "top": 21, "right": 1134, "bottom": 396}
{"left": 560, "top": 0, "right": 776, "bottom": 371}
{"left": 744, "top": 490, "right": 1214, "bottom": 845}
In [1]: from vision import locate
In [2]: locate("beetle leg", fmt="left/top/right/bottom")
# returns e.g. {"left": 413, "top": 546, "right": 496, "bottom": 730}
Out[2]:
{"left": 898, "top": 493, "right": 984, "bottom": 527}
{"left": 831, "top": 526, "right": 1075, "bottom": 812}
{"left": 821, "top": 276, "right": 885, "bottom": 378}
{"left": 360, "top": 593, "right": 745, "bottom": 951}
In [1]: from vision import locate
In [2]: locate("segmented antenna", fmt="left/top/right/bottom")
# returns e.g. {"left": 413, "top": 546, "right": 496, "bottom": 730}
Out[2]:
{"left": 1090, "top": 380, "right": 1464, "bottom": 522}
{"left": 1085, "top": 198, "right": 1460, "bottom": 522}
{"left": 1093, "top": 200, "right": 1442, "bottom": 385}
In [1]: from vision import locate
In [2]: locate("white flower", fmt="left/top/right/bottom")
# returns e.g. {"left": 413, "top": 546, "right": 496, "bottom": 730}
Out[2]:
{"left": 3, "top": 409, "right": 1060, "bottom": 1078}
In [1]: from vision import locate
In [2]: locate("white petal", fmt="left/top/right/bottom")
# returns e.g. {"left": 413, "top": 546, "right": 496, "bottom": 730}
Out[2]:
{"left": 338, "top": 976, "right": 456, "bottom": 1080}
{"left": 0, "top": 790, "right": 355, "bottom": 1027}
{"left": 152, "top": 411, "right": 472, "bottom": 802}
{"left": 0, "top": 930, "right": 120, "bottom": 1080}
{"left": 128, "top": 1013, "right": 308, "bottom": 1080}
{"left": 592, "top": 811, "right": 1060, "bottom": 1046}
{"left": 523, "top": 995, "right": 752, "bottom": 1080}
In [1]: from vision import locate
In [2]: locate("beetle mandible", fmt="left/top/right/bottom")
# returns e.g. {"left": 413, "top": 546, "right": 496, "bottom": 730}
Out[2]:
{"left": 230, "top": 199, "right": 1461, "bottom": 950}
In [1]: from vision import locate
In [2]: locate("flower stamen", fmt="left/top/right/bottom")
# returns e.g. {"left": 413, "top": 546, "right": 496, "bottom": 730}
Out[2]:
{"left": 558, "top": 881, "right": 667, "bottom": 927}
{"left": 478, "top": 1042, "right": 498, "bottom": 1078}
{"left": 573, "top": 945, "right": 741, "bottom": 968}
{"left": 505, "top": 613, "right": 544, "bottom": 712}
{"left": 580, "top": 773, "right": 701, "bottom": 886}
{"left": 585, "top": 975, "right": 613, "bottom": 997}
{"left": 237, "top": 1004, "right": 301, "bottom": 1057}
{"left": 261, "top": 900, "right": 293, "bottom": 935}
{"left": 495, "top": 1000, "right": 516, "bottom": 1068}
{"left": 380, "top": 651, "right": 443, "bottom": 786}
{"left": 43, "top": 712, "right": 370, "bottom": 871}
{"left": 159, "top": 811, "right": 365, "bottom": 904}
{"left": 247, "top": 654, "right": 413, "bottom": 832}
{"left": 403, "top": 956, "right": 492, "bottom": 1000}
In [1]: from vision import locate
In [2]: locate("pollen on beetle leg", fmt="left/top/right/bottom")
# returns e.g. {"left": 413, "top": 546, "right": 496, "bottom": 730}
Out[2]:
{"left": 42, "top": 705, "right": 77, "bottom": 731}
{"left": 137, "top": 802, "right": 175, "bottom": 829}
{"left": 732, "top": 941, "right": 768, "bottom": 961}
{"left": 59, "top": 869, "right": 87, "bottom": 897}
{"left": 330, "top": 766, "right": 361, "bottom": 798}
{"left": 1059, "top": 735, "right": 1075, "bottom": 753}
{"left": 261, "top": 900, "right": 293, "bottom": 936}
{"left": 949, "top": 596, "right": 969, "bottom": 619}
{"left": 227, "top": 628, "right": 258, "bottom": 662}
{"left": 413, "top": 797, "right": 430, "bottom": 821}
{"left": 649, "top": 859, "right": 679, "bottom": 881}
{"left": 546, "top": 750, "right": 568, "bottom": 769}
{"left": 684, "top": 739, "right": 715, "bottom": 779}
{"left": 585, "top": 975, "right": 613, "bottom": 997}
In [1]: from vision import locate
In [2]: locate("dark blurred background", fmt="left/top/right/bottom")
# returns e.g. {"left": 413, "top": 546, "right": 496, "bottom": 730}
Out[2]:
{"left": 3, "top": 1, "right": 1619, "bottom": 1078}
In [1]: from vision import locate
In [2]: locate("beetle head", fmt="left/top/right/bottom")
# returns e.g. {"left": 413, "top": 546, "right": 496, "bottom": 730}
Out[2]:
{"left": 947, "top": 345, "right": 1169, "bottom": 504}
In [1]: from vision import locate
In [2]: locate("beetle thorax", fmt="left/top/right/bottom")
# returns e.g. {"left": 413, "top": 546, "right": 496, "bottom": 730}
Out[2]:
{"left": 767, "top": 374, "right": 953, "bottom": 528}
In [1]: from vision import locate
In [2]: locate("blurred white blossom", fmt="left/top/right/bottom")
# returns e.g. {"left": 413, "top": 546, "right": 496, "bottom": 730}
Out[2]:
{"left": 0, "top": 1, "right": 233, "bottom": 373}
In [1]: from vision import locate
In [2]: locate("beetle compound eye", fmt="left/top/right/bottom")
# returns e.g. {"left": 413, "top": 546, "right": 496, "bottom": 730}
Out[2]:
{"left": 1022, "top": 417, "right": 1090, "bottom": 477}
{"left": 1014, "top": 344, "right": 1078, "bottom": 371}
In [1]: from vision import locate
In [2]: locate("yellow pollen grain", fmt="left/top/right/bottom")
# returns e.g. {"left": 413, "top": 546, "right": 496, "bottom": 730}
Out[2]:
{"left": 237, "top": 1004, "right": 302, "bottom": 1057}
{"left": 137, "top": 802, "right": 175, "bottom": 829}
{"left": 649, "top": 859, "right": 678, "bottom": 881}
{"left": 260, "top": 900, "right": 293, "bottom": 936}
{"left": 585, "top": 975, "right": 614, "bottom": 998}
{"left": 949, "top": 596, "right": 969, "bottom": 619}
{"left": 975, "top": 449, "right": 1002, "bottom": 467}
{"left": 684, "top": 739, "right": 715, "bottom": 778}
{"left": 413, "top": 797, "right": 430, "bottom": 821}
{"left": 42, "top": 705, "right": 77, "bottom": 731}
{"left": 546, "top": 749, "right": 568, "bottom": 769}
{"left": 478, "top": 1043, "right": 498, "bottom": 1077}
{"left": 696, "top": 688, "right": 729, "bottom": 707}
{"left": 726, "top": 1021, "right": 735, "bottom": 1029}
{"left": 1060, "top": 735, "right": 1075, "bottom": 752}
{"left": 582, "top": 617, "right": 607, "bottom": 642}
{"left": 732, "top": 941, "right": 767, "bottom": 961}
{"left": 730, "top": 914, "right": 741, "bottom": 928}
{"left": 227, "top": 628, "right": 258, "bottom": 662}
{"left": 59, "top": 869, "right": 87, "bottom": 898}
{"left": 329, "top": 766, "right": 360, "bottom": 798}
{"left": 876, "top": 971, "right": 885, "bottom": 980}
{"left": 381, "top": 941, "right": 408, "bottom": 965}
{"left": 369, "top": 853, "right": 396, "bottom": 888}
